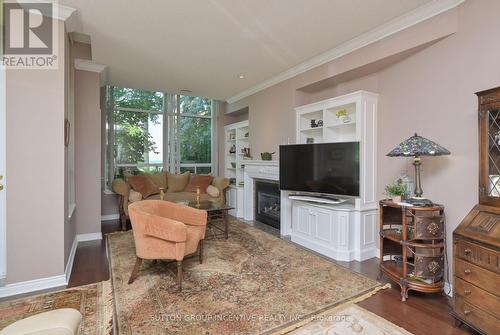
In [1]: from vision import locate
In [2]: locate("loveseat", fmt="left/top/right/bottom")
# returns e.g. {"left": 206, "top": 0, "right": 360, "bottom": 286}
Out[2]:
{"left": 112, "top": 171, "right": 229, "bottom": 230}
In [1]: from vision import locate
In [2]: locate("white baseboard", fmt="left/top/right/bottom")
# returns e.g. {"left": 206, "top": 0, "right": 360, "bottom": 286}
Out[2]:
{"left": 0, "top": 232, "right": 103, "bottom": 298}
{"left": 76, "top": 232, "right": 102, "bottom": 242}
{"left": 0, "top": 274, "right": 67, "bottom": 298}
{"left": 101, "top": 214, "right": 119, "bottom": 221}
{"left": 64, "top": 237, "right": 78, "bottom": 283}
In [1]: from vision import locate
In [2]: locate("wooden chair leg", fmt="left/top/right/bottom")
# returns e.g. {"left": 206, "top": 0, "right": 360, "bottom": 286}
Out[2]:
{"left": 128, "top": 257, "right": 142, "bottom": 284}
{"left": 120, "top": 216, "right": 127, "bottom": 231}
{"left": 199, "top": 240, "right": 204, "bottom": 264}
{"left": 177, "top": 260, "right": 183, "bottom": 291}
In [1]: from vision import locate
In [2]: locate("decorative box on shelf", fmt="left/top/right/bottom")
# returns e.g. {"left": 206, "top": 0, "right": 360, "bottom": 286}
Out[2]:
{"left": 379, "top": 200, "right": 445, "bottom": 301}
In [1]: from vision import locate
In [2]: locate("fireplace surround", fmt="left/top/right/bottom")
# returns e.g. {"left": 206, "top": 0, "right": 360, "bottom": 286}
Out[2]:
{"left": 254, "top": 180, "right": 280, "bottom": 229}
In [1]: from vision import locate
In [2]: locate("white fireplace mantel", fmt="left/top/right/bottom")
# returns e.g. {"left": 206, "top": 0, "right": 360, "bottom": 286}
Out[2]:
{"left": 243, "top": 160, "right": 279, "bottom": 222}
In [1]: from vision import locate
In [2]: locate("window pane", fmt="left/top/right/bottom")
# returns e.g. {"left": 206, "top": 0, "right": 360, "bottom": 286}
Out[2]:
{"left": 180, "top": 166, "right": 195, "bottom": 173}
{"left": 114, "top": 110, "right": 163, "bottom": 165}
{"left": 196, "top": 166, "right": 211, "bottom": 174}
{"left": 179, "top": 116, "right": 211, "bottom": 164}
{"left": 179, "top": 95, "right": 212, "bottom": 116}
{"left": 113, "top": 87, "right": 163, "bottom": 111}
{"left": 115, "top": 166, "right": 162, "bottom": 179}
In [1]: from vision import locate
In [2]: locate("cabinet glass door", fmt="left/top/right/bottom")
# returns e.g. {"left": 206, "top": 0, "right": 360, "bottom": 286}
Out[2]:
{"left": 487, "top": 109, "right": 500, "bottom": 197}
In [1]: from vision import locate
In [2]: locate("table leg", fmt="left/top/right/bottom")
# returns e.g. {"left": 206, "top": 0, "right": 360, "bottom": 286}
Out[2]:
{"left": 224, "top": 210, "right": 228, "bottom": 240}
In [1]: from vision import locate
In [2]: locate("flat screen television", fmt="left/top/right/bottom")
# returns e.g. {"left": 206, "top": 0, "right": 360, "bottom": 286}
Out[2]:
{"left": 279, "top": 142, "right": 360, "bottom": 196}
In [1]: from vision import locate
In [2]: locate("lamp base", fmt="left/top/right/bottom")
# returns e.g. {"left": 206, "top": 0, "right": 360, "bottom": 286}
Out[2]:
{"left": 405, "top": 197, "right": 434, "bottom": 207}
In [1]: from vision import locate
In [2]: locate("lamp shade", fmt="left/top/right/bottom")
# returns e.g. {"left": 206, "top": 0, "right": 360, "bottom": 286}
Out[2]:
{"left": 386, "top": 133, "right": 450, "bottom": 157}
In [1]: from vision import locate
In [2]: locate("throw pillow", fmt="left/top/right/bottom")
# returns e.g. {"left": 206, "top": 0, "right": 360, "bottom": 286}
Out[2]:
{"left": 184, "top": 174, "right": 214, "bottom": 193}
{"left": 166, "top": 172, "right": 191, "bottom": 192}
{"left": 206, "top": 185, "right": 220, "bottom": 197}
{"left": 127, "top": 175, "right": 160, "bottom": 198}
{"left": 128, "top": 190, "right": 143, "bottom": 203}
{"left": 147, "top": 172, "right": 168, "bottom": 189}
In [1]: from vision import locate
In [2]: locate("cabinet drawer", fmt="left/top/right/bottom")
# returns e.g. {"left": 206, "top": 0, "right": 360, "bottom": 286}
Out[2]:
{"left": 454, "top": 277, "right": 500, "bottom": 319}
{"left": 412, "top": 216, "right": 444, "bottom": 239}
{"left": 456, "top": 239, "right": 500, "bottom": 274}
{"left": 455, "top": 258, "right": 499, "bottom": 295}
{"left": 454, "top": 296, "right": 499, "bottom": 335}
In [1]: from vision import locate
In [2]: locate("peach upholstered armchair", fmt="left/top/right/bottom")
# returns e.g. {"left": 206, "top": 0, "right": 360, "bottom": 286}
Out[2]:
{"left": 127, "top": 200, "right": 208, "bottom": 290}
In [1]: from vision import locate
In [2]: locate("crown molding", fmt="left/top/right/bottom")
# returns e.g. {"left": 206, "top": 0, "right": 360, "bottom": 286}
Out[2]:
{"left": 27, "top": 0, "right": 77, "bottom": 21}
{"left": 74, "top": 58, "right": 107, "bottom": 73}
{"left": 226, "top": 0, "right": 465, "bottom": 104}
{"left": 54, "top": 3, "right": 76, "bottom": 21}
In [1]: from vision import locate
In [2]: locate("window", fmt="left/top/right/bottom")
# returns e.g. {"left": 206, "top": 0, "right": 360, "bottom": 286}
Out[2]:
{"left": 178, "top": 96, "right": 213, "bottom": 174}
{"left": 105, "top": 87, "right": 217, "bottom": 189}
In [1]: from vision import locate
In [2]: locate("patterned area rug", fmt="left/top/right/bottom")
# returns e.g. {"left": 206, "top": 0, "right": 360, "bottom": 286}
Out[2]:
{"left": 0, "top": 281, "right": 113, "bottom": 334}
{"left": 108, "top": 220, "right": 385, "bottom": 334}
{"left": 286, "top": 304, "right": 413, "bottom": 335}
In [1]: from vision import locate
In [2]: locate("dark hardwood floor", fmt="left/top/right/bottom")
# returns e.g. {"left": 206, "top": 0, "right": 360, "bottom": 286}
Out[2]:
{"left": 68, "top": 218, "right": 476, "bottom": 335}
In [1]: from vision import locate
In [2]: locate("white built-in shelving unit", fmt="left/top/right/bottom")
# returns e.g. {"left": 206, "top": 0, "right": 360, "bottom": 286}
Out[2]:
{"left": 224, "top": 120, "right": 249, "bottom": 217}
{"left": 282, "top": 90, "right": 378, "bottom": 262}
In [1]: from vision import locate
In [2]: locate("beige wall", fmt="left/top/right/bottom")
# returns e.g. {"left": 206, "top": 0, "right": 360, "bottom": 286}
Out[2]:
{"left": 225, "top": 0, "right": 500, "bottom": 273}
{"left": 6, "top": 21, "right": 67, "bottom": 283}
{"left": 75, "top": 70, "right": 102, "bottom": 234}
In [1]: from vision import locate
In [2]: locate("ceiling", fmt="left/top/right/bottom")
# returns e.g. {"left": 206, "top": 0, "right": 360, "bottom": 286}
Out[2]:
{"left": 60, "top": 0, "right": 435, "bottom": 100}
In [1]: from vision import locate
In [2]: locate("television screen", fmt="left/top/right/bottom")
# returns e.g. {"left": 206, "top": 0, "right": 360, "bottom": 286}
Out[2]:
{"left": 279, "top": 142, "right": 360, "bottom": 196}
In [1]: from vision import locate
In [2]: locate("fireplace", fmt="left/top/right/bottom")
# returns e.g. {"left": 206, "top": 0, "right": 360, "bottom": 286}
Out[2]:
{"left": 255, "top": 180, "right": 280, "bottom": 229}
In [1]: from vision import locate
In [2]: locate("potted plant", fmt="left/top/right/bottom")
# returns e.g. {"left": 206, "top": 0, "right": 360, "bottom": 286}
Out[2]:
{"left": 335, "top": 109, "right": 351, "bottom": 123}
{"left": 384, "top": 181, "right": 407, "bottom": 203}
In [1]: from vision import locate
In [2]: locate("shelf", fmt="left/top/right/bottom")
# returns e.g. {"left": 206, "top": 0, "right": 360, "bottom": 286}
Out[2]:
{"left": 326, "top": 121, "right": 356, "bottom": 128}
{"left": 300, "top": 127, "right": 323, "bottom": 132}
{"left": 237, "top": 137, "right": 249, "bottom": 141}
{"left": 226, "top": 167, "right": 236, "bottom": 170}
{"left": 380, "top": 229, "right": 402, "bottom": 243}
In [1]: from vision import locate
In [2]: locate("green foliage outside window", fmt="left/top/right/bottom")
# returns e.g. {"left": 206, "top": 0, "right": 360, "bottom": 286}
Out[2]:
{"left": 179, "top": 96, "right": 212, "bottom": 164}
{"left": 112, "top": 87, "right": 162, "bottom": 167}
{"left": 107, "top": 87, "right": 213, "bottom": 179}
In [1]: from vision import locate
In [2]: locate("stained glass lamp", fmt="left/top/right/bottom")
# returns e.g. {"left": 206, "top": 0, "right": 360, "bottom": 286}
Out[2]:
{"left": 387, "top": 133, "right": 450, "bottom": 206}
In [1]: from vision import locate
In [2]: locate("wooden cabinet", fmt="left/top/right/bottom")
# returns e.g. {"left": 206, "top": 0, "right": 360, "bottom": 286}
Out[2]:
{"left": 452, "top": 205, "right": 500, "bottom": 335}
{"left": 478, "top": 87, "right": 500, "bottom": 207}
{"left": 379, "top": 200, "right": 445, "bottom": 301}
{"left": 450, "top": 87, "right": 500, "bottom": 334}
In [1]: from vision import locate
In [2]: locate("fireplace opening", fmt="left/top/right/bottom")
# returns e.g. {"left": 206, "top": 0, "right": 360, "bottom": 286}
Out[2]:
{"left": 255, "top": 180, "right": 280, "bottom": 229}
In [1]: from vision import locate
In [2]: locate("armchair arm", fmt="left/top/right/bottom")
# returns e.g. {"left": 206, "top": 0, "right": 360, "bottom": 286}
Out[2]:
{"left": 143, "top": 215, "right": 187, "bottom": 242}
{"left": 211, "top": 177, "right": 229, "bottom": 203}
{"left": 112, "top": 178, "right": 130, "bottom": 197}
{"left": 212, "top": 177, "right": 230, "bottom": 192}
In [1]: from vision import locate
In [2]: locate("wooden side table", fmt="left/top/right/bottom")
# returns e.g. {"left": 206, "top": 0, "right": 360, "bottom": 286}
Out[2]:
{"left": 379, "top": 200, "right": 446, "bottom": 301}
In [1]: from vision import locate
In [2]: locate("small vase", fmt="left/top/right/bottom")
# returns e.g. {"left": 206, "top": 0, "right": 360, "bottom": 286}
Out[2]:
{"left": 342, "top": 115, "right": 352, "bottom": 123}
{"left": 392, "top": 196, "right": 402, "bottom": 203}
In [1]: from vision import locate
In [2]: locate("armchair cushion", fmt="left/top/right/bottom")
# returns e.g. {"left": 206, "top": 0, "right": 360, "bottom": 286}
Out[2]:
{"left": 184, "top": 174, "right": 214, "bottom": 193}
{"left": 206, "top": 185, "right": 220, "bottom": 197}
{"left": 147, "top": 172, "right": 168, "bottom": 189}
{"left": 127, "top": 175, "right": 160, "bottom": 198}
{"left": 129, "top": 190, "right": 142, "bottom": 202}
{"left": 167, "top": 172, "right": 190, "bottom": 192}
